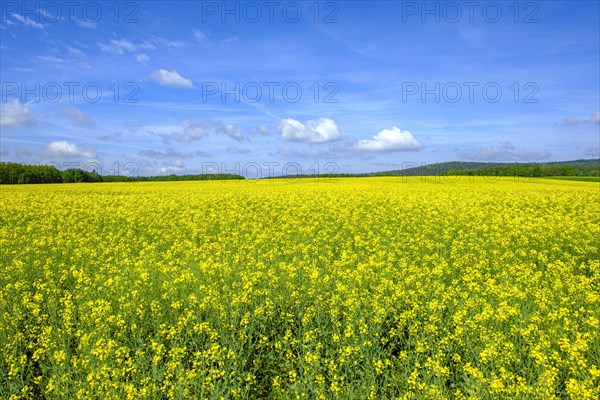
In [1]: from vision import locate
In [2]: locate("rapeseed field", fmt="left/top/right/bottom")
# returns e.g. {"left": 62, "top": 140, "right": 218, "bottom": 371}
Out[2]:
{"left": 1, "top": 177, "right": 599, "bottom": 399}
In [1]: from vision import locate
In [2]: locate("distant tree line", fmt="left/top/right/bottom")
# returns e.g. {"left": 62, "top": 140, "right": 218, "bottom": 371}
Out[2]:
{"left": 369, "top": 160, "right": 600, "bottom": 177}
{"left": 442, "top": 163, "right": 599, "bottom": 177}
{"left": 0, "top": 162, "right": 244, "bottom": 184}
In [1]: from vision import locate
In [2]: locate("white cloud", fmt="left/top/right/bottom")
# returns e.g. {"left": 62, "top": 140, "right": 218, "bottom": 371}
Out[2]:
{"left": 0, "top": 100, "right": 35, "bottom": 127}
{"left": 158, "top": 119, "right": 243, "bottom": 143}
{"left": 60, "top": 107, "right": 94, "bottom": 127}
{"left": 457, "top": 142, "right": 549, "bottom": 161}
{"left": 98, "top": 132, "right": 123, "bottom": 142}
{"left": 227, "top": 147, "right": 251, "bottom": 154}
{"left": 217, "top": 123, "right": 243, "bottom": 141}
{"left": 98, "top": 38, "right": 155, "bottom": 54}
{"left": 159, "top": 160, "right": 185, "bottom": 174}
{"left": 193, "top": 30, "right": 237, "bottom": 46}
{"left": 46, "top": 141, "right": 96, "bottom": 158}
{"left": 279, "top": 118, "right": 341, "bottom": 143}
{"left": 259, "top": 123, "right": 270, "bottom": 135}
{"left": 193, "top": 30, "right": 210, "bottom": 45}
{"left": 11, "top": 13, "right": 44, "bottom": 29}
{"left": 77, "top": 20, "right": 97, "bottom": 29}
{"left": 149, "top": 69, "right": 194, "bottom": 88}
{"left": 354, "top": 127, "right": 422, "bottom": 152}
{"left": 136, "top": 53, "right": 149, "bottom": 64}
{"left": 150, "top": 37, "right": 185, "bottom": 48}
{"left": 182, "top": 119, "right": 207, "bottom": 140}
{"left": 158, "top": 119, "right": 207, "bottom": 142}
{"left": 98, "top": 36, "right": 184, "bottom": 54}
{"left": 138, "top": 149, "right": 191, "bottom": 159}
{"left": 34, "top": 55, "right": 67, "bottom": 63}
{"left": 68, "top": 47, "right": 86, "bottom": 57}
{"left": 272, "top": 147, "right": 332, "bottom": 158}
{"left": 560, "top": 111, "right": 600, "bottom": 126}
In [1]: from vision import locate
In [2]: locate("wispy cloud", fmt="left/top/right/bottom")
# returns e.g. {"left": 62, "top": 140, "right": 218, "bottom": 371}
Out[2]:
{"left": 77, "top": 20, "right": 97, "bottom": 29}
{"left": 457, "top": 142, "right": 550, "bottom": 162}
{"left": 98, "top": 38, "right": 154, "bottom": 54}
{"left": 136, "top": 53, "right": 150, "bottom": 64}
{"left": 558, "top": 111, "right": 600, "bottom": 126}
{"left": 10, "top": 13, "right": 44, "bottom": 29}
{"left": 33, "top": 55, "right": 67, "bottom": 63}
{"left": 60, "top": 107, "right": 94, "bottom": 127}
{"left": 98, "top": 36, "right": 185, "bottom": 54}
{"left": 157, "top": 119, "right": 244, "bottom": 143}
{"left": 193, "top": 29, "right": 238, "bottom": 46}
{"left": 138, "top": 149, "right": 192, "bottom": 159}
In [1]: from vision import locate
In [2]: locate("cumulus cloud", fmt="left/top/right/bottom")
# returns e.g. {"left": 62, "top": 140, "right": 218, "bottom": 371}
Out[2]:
{"left": 159, "top": 160, "right": 185, "bottom": 174}
{"left": 60, "top": 107, "right": 94, "bottom": 127}
{"left": 0, "top": 100, "right": 35, "bottom": 127}
{"left": 45, "top": 141, "right": 96, "bottom": 158}
{"left": 216, "top": 122, "right": 243, "bottom": 141}
{"left": 157, "top": 119, "right": 206, "bottom": 143}
{"left": 457, "top": 142, "right": 550, "bottom": 162}
{"left": 149, "top": 69, "right": 194, "bottom": 88}
{"left": 183, "top": 119, "right": 209, "bottom": 139}
{"left": 279, "top": 118, "right": 341, "bottom": 143}
{"left": 138, "top": 149, "right": 192, "bottom": 159}
{"left": 354, "top": 127, "right": 422, "bottom": 152}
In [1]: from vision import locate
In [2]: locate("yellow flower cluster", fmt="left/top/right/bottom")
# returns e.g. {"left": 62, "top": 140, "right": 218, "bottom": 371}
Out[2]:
{"left": 1, "top": 177, "right": 598, "bottom": 398}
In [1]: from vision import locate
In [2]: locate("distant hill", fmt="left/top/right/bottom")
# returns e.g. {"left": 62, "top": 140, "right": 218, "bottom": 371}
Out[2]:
{"left": 365, "top": 159, "right": 600, "bottom": 177}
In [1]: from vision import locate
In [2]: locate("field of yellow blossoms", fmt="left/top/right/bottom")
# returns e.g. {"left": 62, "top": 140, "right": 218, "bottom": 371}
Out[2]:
{"left": 1, "top": 177, "right": 599, "bottom": 399}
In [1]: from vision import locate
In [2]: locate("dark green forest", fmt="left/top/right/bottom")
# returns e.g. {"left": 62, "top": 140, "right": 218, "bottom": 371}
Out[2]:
{"left": 0, "top": 162, "right": 244, "bottom": 184}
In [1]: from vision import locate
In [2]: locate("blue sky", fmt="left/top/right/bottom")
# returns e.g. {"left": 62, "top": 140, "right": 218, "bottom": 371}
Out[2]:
{"left": 1, "top": 1, "right": 598, "bottom": 176}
